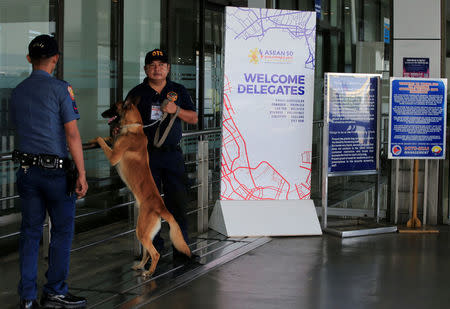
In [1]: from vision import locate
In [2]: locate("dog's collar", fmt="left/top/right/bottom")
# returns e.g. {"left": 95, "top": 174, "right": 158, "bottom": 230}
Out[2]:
{"left": 120, "top": 123, "right": 143, "bottom": 131}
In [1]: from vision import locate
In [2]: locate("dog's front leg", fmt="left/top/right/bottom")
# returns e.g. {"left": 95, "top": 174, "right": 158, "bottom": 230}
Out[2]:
{"left": 96, "top": 136, "right": 124, "bottom": 166}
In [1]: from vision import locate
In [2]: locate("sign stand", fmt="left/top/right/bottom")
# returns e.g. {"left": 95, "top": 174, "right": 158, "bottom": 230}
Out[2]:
{"left": 406, "top": 159, "right": 421, "bottom": 228}
{"left": 389, "top": 77, "right": 447, "bottom": 234}
{"left": 209, "top": 200, "right": 322, "bottom": 237}
{"left": 322, "top": 73, "right": 397, "bottom": 237}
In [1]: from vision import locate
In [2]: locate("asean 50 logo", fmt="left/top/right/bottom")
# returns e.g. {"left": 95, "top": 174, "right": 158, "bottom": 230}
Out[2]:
{"left": 248, "top": 48, "right": 294, "bottom": 64}
{"left": 248, "top": 48, "right": 260, "bottom": 64}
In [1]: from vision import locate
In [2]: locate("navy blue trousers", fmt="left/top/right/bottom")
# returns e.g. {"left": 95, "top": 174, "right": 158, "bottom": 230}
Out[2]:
{"left": 16, "top": 166, "right": 76, "bottom": 300}
{"left": 148, "top": 150, "right": 189, "bottom": 253}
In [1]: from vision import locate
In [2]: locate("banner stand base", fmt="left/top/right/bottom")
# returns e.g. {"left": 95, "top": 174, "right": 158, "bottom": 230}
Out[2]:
{"left": 209, "top": 200, "right": 322, "bottom": 237}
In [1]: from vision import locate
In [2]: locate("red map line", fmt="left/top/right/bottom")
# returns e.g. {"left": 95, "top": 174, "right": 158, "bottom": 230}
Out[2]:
{"left": 220, "top": 75, "right": 311, "bottom": 200}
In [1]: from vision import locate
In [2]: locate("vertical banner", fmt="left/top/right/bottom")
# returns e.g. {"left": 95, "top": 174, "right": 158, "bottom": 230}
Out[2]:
{"left": 389, "top": 78, "right": 447, "bottom": 159}
{"left": 220, "top": 7, "right": 316, "bottom": 201}
{"left": 325, "top": 73, "right": 380, "bottom": 175}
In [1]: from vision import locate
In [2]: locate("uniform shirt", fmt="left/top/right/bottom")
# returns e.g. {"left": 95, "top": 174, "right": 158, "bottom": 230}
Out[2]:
{"left": 10, "top": 70, "right": 80, "bottom": 158}
{"left": 126, "top": 78, "right": 196, "bottom": 147}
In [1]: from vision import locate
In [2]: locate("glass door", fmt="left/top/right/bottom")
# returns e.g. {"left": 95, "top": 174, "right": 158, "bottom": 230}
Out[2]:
{"left": 0, "top": 0, "right": 57, "bottom": 210}
{"left": 63, "top": 0, "right": 118, "bottom": 142}
{"left": 63, "top": 0, "right": 120, "bottom": 178}
{"left": 203, "top": 4, "right": 224, "bottom": 129}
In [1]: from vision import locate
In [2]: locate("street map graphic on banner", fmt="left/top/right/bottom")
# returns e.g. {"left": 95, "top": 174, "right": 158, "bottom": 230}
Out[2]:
{"left": 220, "top": 7, "right": 316, "bottom": 200}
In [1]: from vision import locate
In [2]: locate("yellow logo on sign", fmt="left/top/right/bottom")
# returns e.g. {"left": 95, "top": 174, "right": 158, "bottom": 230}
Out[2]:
{"left": 248, "top": 48, "right": 259, "bottom": 64}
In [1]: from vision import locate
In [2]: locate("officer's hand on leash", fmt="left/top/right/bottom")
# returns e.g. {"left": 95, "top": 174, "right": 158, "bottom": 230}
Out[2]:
{"left": 161, "top": 100, "right": 178, "bottom": 114}
{"left": 75, "top": 174, "right": 88, "bottom": 199}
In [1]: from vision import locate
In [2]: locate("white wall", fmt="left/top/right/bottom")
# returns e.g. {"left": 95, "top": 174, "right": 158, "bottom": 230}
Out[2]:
{"left": 393, "top": 0, "right": 441, "bottom": 77}
{"left": 392, "top": 0, "right": 442, "bottom": 224}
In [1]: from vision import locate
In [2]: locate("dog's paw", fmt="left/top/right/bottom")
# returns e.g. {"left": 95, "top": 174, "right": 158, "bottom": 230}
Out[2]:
{"left": 86, "top": 137, "right": 99, "bottom": 145}
{"left": 142, "top": 270, "right": 154, "bottom": 278}
{"left": 131, "top": 263, "right": 145, "bottom": 271}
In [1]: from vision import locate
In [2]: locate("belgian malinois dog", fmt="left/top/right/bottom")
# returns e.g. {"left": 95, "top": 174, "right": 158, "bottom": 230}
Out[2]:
{"left": 96, "top": 97, "right": 192, "bottom": 277}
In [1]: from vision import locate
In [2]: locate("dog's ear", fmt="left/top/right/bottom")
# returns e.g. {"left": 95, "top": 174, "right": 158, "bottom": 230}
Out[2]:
{"left": 101, "top": 102, "right": 119, "bottom": 118}
{"left": 129, "top": 96, "right": 141, "bottom": 106}
{"left": 123, "top": 96, "right": 140, "bottom": 109}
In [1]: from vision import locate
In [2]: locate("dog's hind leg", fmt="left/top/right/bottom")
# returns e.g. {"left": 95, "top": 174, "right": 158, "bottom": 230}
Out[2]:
{"left": 160, "top": 209, "right": 191, "bottom": 258}
{"left": 136, "top": 212, "right": 162, "bottom": 277}
{"left": 131, "top": 249, "right": 149, "bottom": 271}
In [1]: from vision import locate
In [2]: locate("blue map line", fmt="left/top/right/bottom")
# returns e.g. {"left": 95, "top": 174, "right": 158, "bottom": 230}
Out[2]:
{"left": 226, "top": 7, "right": 316, "bottom": 69}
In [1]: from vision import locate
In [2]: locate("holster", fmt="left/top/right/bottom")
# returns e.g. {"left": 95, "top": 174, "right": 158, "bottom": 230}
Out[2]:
{"left": 64, "top": 159, "right": 78, "bottom": 196}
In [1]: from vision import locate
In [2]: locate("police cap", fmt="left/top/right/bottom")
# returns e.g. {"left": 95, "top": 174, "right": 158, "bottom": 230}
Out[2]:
{"left": 28, "top": 34, "right": 60, "bottom": 59}
{"left": 145, "top": 49, "right": 168, "bottom": 65}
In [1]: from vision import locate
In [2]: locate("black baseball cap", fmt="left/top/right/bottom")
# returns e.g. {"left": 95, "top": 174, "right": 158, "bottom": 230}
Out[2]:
{"left": 145, "top": 48, "right": 168, "bottom": 65}
{"left": 28, "top": 34, "right": 60, "bottom": 59}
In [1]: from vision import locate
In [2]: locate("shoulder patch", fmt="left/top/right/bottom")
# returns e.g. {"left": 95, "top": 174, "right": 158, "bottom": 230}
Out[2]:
{"left": 167, "top": 91, "right": 178, "bottom": 102}
{"left": 67, "top": 85, "right": 75, "bottom": 101}
{"left": 72, "top": 101, "right": 79, "bottom": 114}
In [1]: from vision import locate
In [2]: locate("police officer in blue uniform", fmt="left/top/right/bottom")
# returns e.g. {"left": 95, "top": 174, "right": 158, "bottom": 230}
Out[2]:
{"left": 10, "top": 35, "right": 88, "bottom": 309}
{"left": 126, "top": 49, "right": 198, "bottom": 264}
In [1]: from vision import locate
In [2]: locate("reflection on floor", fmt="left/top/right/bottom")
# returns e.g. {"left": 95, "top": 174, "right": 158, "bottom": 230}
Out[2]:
{"left": 0, "top": 221, "right": 269, "bottom": 308}
{"left": 2, "top": 224, "right": 450, "bottom": 309}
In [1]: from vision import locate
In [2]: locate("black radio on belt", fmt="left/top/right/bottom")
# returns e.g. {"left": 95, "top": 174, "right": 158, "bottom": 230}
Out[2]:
{"left": 13, "top": 150, "right": 78, "bottom": 195}
{"left": 12, "top": 150, "right": 65, "bottom": 169}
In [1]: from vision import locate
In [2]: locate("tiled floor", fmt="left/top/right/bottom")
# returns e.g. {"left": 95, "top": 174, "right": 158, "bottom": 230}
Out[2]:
{"left": 2, "top": 224, "right": 450, "bottom": 309}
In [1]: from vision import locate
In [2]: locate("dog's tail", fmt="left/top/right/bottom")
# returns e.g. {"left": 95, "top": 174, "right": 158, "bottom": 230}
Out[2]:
{"left": 160, "top": 209, "right": 191, "bottom": 257}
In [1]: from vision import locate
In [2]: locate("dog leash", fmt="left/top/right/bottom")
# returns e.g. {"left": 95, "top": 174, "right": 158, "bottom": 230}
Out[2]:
{"left": 142, "top": 98, "right": 179, "bottom": 148}
{"left": 138, "top": 99, "right": 171, "bottom": 130}
{"left": 153, "top": 105, "right": 180, "bottom": 148}
{"left": 121, "top": 99, "right": 179, "bottom": 147}
{"left": 140, "top": 99, "right": 171, "bottom": 130}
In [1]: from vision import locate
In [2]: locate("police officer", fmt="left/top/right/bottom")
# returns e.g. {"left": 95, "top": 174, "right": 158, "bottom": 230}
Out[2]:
{"left": 126, "top": 49, "right": 198, "bottom": 264}
{"left": 10, "top": 35, "right": 88, "bottom": 309}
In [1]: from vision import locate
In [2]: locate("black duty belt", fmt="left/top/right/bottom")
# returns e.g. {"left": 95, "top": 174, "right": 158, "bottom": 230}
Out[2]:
{"left": 12, "top": 150, "right": 69, "bottom": 169}
{"left": 149, "top": 144, "right": 181, "bottom": 153}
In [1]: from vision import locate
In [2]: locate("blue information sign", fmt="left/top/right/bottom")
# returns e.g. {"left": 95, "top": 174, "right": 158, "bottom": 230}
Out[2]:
{"left": 389, "top": 78, "right": 447, "bottom": 159}
{"left": 326, "top": 74, "right": 380, "bottom": 174}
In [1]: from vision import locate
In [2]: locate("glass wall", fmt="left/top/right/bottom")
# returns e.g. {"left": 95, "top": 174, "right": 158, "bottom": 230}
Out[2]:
{"left": 64, "top": 0, "right": 115, "bottom": 141}
{"left": 123, "top": 0, "right": 161, "bottom": 96}
{"left": 164, "top": 0, "right": 200, "bottom": 132}
{"left": 0, "top": 0, "right": 398, "bottom": 255}
{"left": 275, "top": 0, "right": 391, "bottom": 217}
{"left": 204, "top": 5, "right": 224, "bottom": 129}
{"left": 0, "top": 0, "right": 56, "bottom": 210}
{"left": 63, "top": 0, "right": 119, "bottom": 181}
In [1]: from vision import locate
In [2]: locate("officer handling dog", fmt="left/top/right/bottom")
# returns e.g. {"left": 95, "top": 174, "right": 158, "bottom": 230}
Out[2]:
{"left": 10, "top": 35, "right": 88, "bottom": 309}
{"left": 126, "top": 49, "right": 198, "bottom": 264}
